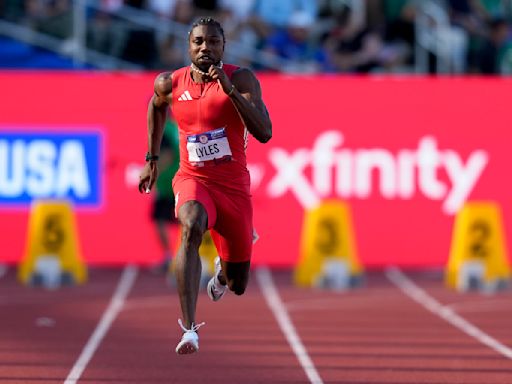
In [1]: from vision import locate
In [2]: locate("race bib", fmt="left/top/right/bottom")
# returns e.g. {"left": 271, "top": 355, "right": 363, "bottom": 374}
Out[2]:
{"left": 186, "top": 127, "right": 232, "bottom": 164}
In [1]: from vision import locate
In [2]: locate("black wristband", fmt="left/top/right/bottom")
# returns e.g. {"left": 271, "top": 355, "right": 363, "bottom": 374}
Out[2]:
{"left": 145, "top": 152, "right": 159, "bottom": 162}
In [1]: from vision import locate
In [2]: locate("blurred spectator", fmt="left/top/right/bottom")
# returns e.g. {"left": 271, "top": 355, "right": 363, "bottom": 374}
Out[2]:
{"left": 155, "top": 34, "right": 185, "bottom": 70}
{"left": 101, "top": 0, "right": 123, "bottom": 11}
{"left": 148, "top": 0, "right": 180, "bottom": 19}
{"left": 192, "top": 0, "right": 219, "bottom": 18}
{"left": 120, "top": 0, "right": 159, "bottom": 67}
{"left": 147, "top": 0, "right": 193, "bottom": 48}
{"left": 121, "top": 26, "right": 158, "bottom": 67}
{"left": 477, "top": 17, "right": 512, "bottom": 73}
{"left": 446, "top": 0, "right": 490, "bottom": 70}
{"left": 175, "top": 0, "right": 194, "bottom": 23}
{"left": 2, "top": 0, "right": 512, "bottom": 75}
{"left": 217, "top": 0, "right": 258, "bottom": 67}
{"left": 19, "top": 0, "right": 47, "bottom": 30}
{"left": 383, "top": 0, "right": 420, "bottom": 49}
{"left": 316, "top": 0, "right": 366, "bottom": 45}
{"left": 477, "top": 0, "right": 509, "bottom": 19}
{"left": 33, "top": 0, "right": 73, "bottom": 39}
{"left": 147, "top": 0, "right": 193, "bottom": 23}
{"left": 317, "top": 0, "right": 368, "bottom": 32}
{"left": 447, "top": 0, "right": 490, "bottom": 34}
{"left": 124, "top": 0, "right": 145, "bottom": 9}
{"left": 263, "top": 10, "right": 333, "bottom": 73}
{"left": 446, "top": 0, "right": 512, "bottom": 71}
{"left": 249, "top": 0, "right": 318, "bottom": 43}
{"left": 0, "top": 0, "right": 25, "bottom": 21}
{"left": 324, "top": 1, "right": 410, "bottom": 73}
{"left": 87, "top": 10, "right": 125, "bottom": 57}
{"left": 219, "top": 0, "right": 254, "bottom": 22}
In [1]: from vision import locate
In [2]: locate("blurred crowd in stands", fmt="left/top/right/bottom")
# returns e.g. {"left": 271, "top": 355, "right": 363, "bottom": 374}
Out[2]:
{"left": 1, "top": 0, "right": 512, "bottom": 74}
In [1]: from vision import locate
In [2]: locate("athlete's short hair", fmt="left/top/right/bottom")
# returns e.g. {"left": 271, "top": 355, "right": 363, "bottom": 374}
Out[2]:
{"left": 188, "top": 17, "right": 226, "bottom": 44}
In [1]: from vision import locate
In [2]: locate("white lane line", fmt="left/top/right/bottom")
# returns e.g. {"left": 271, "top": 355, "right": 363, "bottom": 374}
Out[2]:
{"left": 256, "top": 268, "right": 324, "bottom": 384}
{"left": 444, "top": 297, "right": 512, "bottom": 313}
{"left": 64, "top": 265, "right": 139, "bottom": 384}
{"left": 386, "top": 267, "right": 512, "bottom": 359}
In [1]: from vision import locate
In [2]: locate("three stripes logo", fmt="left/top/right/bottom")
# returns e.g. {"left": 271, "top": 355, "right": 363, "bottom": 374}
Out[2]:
{"left": 178, "top": 90, "right": 193, "bottom": 101}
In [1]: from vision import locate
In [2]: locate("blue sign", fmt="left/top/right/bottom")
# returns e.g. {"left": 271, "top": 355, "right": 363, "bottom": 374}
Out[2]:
{"left": 0, "top": 131, "right": 102, "bottom": 206}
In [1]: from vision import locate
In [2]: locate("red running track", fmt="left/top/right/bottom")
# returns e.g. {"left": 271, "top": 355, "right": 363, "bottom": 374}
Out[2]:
{"left": 1, "top": 266, "right": 512, "bottom": 384}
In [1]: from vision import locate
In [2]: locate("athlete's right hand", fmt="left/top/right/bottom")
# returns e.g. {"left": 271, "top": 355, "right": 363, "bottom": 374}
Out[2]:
{"left": 138, "top": 161, "right": 158, "bottom": 194}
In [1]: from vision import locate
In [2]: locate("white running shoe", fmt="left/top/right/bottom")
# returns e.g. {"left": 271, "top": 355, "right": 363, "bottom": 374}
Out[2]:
{"left": 207, "top": 257, "right": 227, "bottom": 302}
{"left": 175, "top": 319, "right": 205, "bottom": 355}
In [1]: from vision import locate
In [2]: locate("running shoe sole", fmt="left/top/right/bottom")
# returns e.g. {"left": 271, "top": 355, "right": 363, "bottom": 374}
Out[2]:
{"left": 176, "top": 341, "right": 198, "bottom": 355}
{"left": 207, "top": 276, "right": 226, "bottom": 301}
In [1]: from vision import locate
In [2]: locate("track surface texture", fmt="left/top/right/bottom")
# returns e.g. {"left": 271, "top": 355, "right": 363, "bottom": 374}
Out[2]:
{"left": 1, "top": 266, "right": 512, "bottom": 384}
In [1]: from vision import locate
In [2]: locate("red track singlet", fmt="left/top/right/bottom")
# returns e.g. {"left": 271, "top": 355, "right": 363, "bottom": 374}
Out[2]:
{"left": 170, "top": 64, "right": 253, "bottom": 262}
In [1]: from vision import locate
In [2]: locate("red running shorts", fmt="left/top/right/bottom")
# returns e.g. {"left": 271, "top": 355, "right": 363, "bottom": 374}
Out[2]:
{"left": 172, "top": 175, "right": 253, "bottom": 263}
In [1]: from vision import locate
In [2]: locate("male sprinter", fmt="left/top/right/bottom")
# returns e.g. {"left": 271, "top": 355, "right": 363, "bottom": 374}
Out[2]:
{"left": 139, "top": 17, "right": 272, "bottom": 355}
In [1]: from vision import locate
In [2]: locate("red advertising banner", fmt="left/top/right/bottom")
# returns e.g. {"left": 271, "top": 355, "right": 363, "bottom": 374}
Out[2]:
{"left": 0, "top": 73, "right": 510, "bottom": 268}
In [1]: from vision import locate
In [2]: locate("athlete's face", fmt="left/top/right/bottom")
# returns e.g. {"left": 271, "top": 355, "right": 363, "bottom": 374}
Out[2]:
{"left": 189, "top": 25, "right": 224, "bottom": 71}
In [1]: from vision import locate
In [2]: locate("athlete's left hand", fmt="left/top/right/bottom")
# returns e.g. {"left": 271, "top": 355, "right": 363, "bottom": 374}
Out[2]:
{"left": 208, "top": 65, "right": 233, "bottom": 95}
{"left": 138, "top": 161, "right": 158, "bottom": 194}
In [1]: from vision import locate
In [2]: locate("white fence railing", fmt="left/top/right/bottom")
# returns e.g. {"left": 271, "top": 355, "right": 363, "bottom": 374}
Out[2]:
{"left": 415, "top": 0, "right": 468, "bottom": 74}
{"left": 0, "top": 0, "right": 289, "bottom": 71}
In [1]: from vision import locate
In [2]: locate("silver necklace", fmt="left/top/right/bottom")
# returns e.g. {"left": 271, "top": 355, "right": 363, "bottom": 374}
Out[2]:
{"left": 190, "top": 61, "right": 223, "bottom": 77}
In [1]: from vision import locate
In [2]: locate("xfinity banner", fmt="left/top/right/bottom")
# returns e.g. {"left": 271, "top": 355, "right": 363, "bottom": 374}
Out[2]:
{"left": 265, "top": 131, "right": 488, "bottom": 215}
{"left": 0, "top": 73, "right": 510, "bottom": 267}
{"left": 0, "top": 131, "right": 102, "bottom": 206}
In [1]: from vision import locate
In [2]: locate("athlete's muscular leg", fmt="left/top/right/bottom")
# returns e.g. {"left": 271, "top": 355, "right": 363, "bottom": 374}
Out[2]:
{"left": 175, "top": 201, "right": 208, "bottom": 328}
{"left": 219, "top": 260, "right": 251, "bottom": 295}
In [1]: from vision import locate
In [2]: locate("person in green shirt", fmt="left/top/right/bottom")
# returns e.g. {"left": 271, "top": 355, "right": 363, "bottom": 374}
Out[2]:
{"left": 150, "top": 116, "right": 180, "bottom": 274}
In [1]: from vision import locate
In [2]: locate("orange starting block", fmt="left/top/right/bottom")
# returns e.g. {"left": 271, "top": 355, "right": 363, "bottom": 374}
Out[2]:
{"left": 445, "top": 201, "right": 509, "bottom": 292}
{"left": 18, "top": 199, "right": 87, "bottom": 288}
{"left": 294, "top": 199, "right": 364, "bottom": 290}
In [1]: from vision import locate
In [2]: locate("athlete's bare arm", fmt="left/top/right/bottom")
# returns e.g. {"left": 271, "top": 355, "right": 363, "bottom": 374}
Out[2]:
{"left": 208, "top": 66, "right": 272, "bottom": 143}
{"left": 138, "top": 72, "right": 173, "bottom": 193}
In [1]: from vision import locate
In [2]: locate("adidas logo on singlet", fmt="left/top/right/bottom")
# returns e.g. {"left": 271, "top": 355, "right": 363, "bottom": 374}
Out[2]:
{"left": 178, "top": 90, "right": 193, "bottom": 101}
